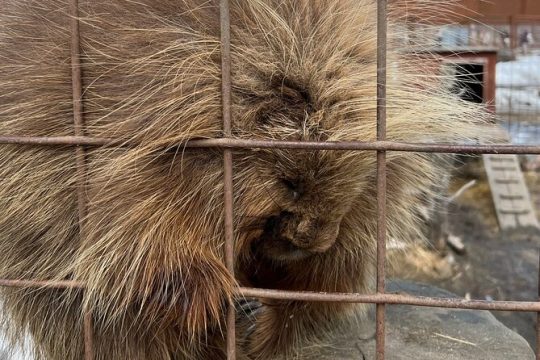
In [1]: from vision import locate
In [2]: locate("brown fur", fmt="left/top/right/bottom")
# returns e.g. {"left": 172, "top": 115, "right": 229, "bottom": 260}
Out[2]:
{"left": 0, "top": 0, "right": 493, "bottom": 359}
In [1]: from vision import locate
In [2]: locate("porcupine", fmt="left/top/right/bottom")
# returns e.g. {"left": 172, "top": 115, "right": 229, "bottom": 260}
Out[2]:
{"left": 0, "top": 0, "right": 493, "bottom": 359}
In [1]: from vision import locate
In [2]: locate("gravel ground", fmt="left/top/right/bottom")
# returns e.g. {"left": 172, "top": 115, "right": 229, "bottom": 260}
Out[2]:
{"left": 396, "top": 156, "right": 540, "bottom": 349}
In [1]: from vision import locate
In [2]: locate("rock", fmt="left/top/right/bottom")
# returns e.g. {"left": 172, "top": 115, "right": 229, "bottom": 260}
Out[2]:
{"left": 300, "top": 280, "right": 535, "bottom": 360}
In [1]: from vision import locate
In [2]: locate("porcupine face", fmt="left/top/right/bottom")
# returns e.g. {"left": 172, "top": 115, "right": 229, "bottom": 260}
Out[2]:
{"left": 230, "top": 77, "right": 376, "bottom": 263}
{"left": 224, "top": 0, "right": 383, "bottom": 264}
{"left": 246, "top": 148, "right": 364, "bottom": 263}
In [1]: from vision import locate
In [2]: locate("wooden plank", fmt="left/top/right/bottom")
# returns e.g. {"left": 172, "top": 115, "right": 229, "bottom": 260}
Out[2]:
{"left": 483, "top": 154, "right": 539, "bottom": 229}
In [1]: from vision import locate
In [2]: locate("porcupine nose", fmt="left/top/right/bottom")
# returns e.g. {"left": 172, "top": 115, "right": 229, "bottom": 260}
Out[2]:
{"left": 279, "top": 212, "right": 340, "bottom": 252}
{"left": 292, "top": 216, "right": 317, "bottom": 247}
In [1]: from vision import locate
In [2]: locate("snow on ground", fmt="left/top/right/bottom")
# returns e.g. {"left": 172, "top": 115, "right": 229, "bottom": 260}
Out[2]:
{"left": 496, "top": 53, "right": 540, "bottom": 114}
{"left": 496, "top": 53, "right": 540, "bottom": 144}
{"left": 497, "top": 87, "right": 540, "bottom": 115}
{"left": 497, "top": 54, "right": 540, "bottom": 87}
{"left": 502, "top": 123, "right": 540, "bottom": 145}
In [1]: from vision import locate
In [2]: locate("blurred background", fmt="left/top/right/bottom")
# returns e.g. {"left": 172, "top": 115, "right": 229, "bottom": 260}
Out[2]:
{"left": 412, "top": 0, "right": 540, "bottom": 144}
{"left": 389, "top": 0, "right": 540, "bottom": 351}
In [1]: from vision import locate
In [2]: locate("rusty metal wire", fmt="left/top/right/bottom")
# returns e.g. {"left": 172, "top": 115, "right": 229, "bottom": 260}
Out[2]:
{"left": 0, "top": 279, "right": 83, "bottom": 289}
{"left": 0, "top": 1, "right": 539, "bottom": 360}
{"left": 2, "top": 279, "right": 540, "bottom": 311}
{"left": 1, "top": 135, "right": 540, "bottom": 154}
{"left": 375, "top": 0, "right": 388, "bottom": 358}
{"left": 220, "top": 0, "right": 236, "bottom": 358}
{"left": 238, "top": 287, "right": 540, "bottom": 312}
{"left": 68, "top": 0, "right": 95, "bottom": 358}
{"left": 537, "top": 253, "right": 540, "bottom": 360}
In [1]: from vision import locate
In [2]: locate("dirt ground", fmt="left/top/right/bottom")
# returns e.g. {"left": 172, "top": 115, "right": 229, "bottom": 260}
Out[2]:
{"left": 393, "top": 155, "right": 540, "bottom": 348}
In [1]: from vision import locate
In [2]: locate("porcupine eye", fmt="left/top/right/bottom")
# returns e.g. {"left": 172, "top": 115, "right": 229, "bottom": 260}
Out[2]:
{"left": 281, "top": 178, "right": 301, "bottom": 201}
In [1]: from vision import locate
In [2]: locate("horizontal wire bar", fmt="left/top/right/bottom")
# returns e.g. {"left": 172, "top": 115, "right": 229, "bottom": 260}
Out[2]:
{"left": 237, "top": 287, "right": 540, "bottom": 312}
{"left": 0, "top": 136, "right": 539, "bottom": 154}
{"left": 0, "top": 136, "right": 114, "bottom": 146}
{"left": 0, "top": 279, "right": 84, "bottom": 289}
{"left": 1, "top": 279, "right": 538, "bottom": 312}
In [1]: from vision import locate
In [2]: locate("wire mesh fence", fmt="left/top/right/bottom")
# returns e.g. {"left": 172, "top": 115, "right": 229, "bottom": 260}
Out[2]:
{"left": 0, "top": 1, "right": 539, "bottom": 360}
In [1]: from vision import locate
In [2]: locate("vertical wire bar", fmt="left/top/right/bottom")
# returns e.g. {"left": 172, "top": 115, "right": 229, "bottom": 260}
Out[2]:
{"left": 536, "top": 250, "right": 540, "bottom": 360}
{"left": 70, "top": 2, "right": 85, "bottom": 224}
{"left": 220, "top": 0, "right": 236, "bottom": 359}
{"left": 83, "top": 312, "right": 94, "bottom": 360}
{"left": 69, "top": 0, "right": 94, "bottom": 359}
{"left": 375, "top": 0, "right": 388, "bottom": 359}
